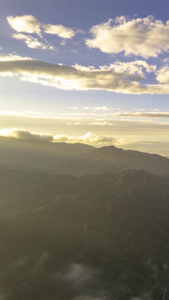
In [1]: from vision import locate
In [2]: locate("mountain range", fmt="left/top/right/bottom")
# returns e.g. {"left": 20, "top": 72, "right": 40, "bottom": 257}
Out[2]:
{"left": 0, "top": 136, "right": 169, "bottom": 176}
{"left": 1, "top": 137, "right": 169, "bottom": 299}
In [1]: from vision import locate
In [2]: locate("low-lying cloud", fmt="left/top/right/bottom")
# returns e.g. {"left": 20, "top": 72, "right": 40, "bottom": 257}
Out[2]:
{"left": 0, "top": 128, "right": 54, "bottom": 142}
{"left": 0, "top": 129, "right": 115, "bottom": 145}
{"left": 55, "top": 264, "right": 110, "bottom": 300}
{"left": 62, "top": 264, "right": 95, "bottom": 289}
{"left": 1, "top": 127, "right": 169, "bottom": 156}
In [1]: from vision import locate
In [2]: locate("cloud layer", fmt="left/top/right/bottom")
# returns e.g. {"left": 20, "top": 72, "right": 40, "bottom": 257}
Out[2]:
{"left": 0, "top": 129, "right": 115, "bottom": 145}
{"left": 86, "top": 16, "right": 169, "bottom": 58}
{"left": 1, "top": 127, "right": 169, "bottom": 157}
{"left": 114, "top": 112, "right": 169, "bottom": 119}
{"left": 1, "top": 55, "right": 169, "bottom": 94}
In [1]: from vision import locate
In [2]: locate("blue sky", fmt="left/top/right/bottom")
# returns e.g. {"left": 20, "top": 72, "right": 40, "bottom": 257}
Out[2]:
{"left": 1, "top": 0, "right": 169, "bottom": 156}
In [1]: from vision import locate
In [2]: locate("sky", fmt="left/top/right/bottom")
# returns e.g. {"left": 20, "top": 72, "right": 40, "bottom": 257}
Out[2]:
{"left": 1, "top": 0, "right": 169, "bottom": 156}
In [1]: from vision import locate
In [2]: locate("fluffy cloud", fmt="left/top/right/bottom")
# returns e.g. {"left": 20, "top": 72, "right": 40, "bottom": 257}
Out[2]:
{"left": 1, "top": 55, "right": 169, "bottom": 94}
{"left": 0, "top": 128, "right": 54, "bottom": 142}
{"left": 2, "top": 128, "right": 169, "bottom": 156}
{"left": 86, "top": 16, "right": 169, "bottom": 58}
{"left": 0, "top": 54, "right": 32, "bottom": 61}
{"left": 7, "top": 15, "right": 41, "bottom": 34}
{"left": 42, "top": 24, "right": 75, "bottom": 38}
{"left": 156, "top": 66, "right": 169, "bottom": 83}
{"left": 7, "top": 15, "right": 75, "bottom": 39}
{"left": 0, "top": 129, "right": 115, "bottom": 145}
{"left": 101, "top": 60, "right": 156, "bottom": 76}
{"left": 77, "top": 132, "right": 115, "bottom": 144}
{"left": 1, "top": 117, "right": 169, "bottom": 156}
{"left": 12, "top": 33, "right": 53, "bottom": 50}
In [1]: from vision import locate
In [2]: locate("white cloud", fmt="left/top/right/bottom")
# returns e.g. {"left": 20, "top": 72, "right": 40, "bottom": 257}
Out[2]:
{"left": 89, "top": 121, "right": 114, "bottom": 126}
{"left": 7, "top": 15, "right": 41, "bottom": 34}
{"left": 78, "top": 132, "right": 115, "bottom": 144}
{"left": 1, "top": 118, "right": 169, "bottom": 156}
{"left": 3, "top": 128, "right": 169, "bottom": 157}
{"left": 102, "top": 60, "right": 156, "bottom": 76}
{"left": 1, "top": 109, "right": 169, "bottom": 120}
{"left": 12, "top": 33, "right": 54, "bottom": 50}
{"left": 156, "top": 66, "right": 169, "bottom": 83}
{"left": 82, "top": 106, "right": 110, "bottom": 111}
{"left": 1, "top": 55, "right": 169, "bottom": 94}
{"left": 74, "top": 122, "right": 83, "bottom": 125}
{"left": 0, "top": 54, "right": 32, "bottom": 61}
{"left": 7, "top": 14, "right": 75, "bottom": 40}
{"left": 163, "top": 58, "right": 169, "bottom": 64}
{"left": 54, "top": 132, "right": 115, "bottom": 144}
{"left": 0, "top": 128, "right": 115, "bottom": 145}
{"left": 73, "top": 64, "right": 95, "bottom": 71}
{"left": 56, "top": 111, "right": 169, "bottom": 120}
{"left": 42, "top": 24, "right": 75, "bottom": 38}
{"left": 0, "top": 128, "right": 53, "bottom": 142}
{"left": 86, "top": 16, "right": 169, "bottom": 58}
{"left": 70, "top": 106, "right": 116, "bottom": 112}
{"left": 61, "top": 40, "right": 66, "bottom": 46}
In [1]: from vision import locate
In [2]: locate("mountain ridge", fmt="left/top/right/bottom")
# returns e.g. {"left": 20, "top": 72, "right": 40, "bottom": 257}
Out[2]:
{"left": 0, "top": 136, "right": 169, "bottom": 176}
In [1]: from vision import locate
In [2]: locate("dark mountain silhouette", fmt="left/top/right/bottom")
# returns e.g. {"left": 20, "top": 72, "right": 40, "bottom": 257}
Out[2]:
{"left": 1, "top": 168, "right": 169, "bottom": 299}
{"left": 0, "top": 136, "right": 169, "bottom": 175}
